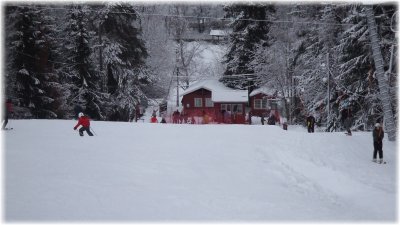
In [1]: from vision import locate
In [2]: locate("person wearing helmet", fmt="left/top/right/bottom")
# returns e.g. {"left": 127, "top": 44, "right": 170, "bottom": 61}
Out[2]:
{"left": 74, "top": 112, "right": 93, "bottom": 136}
{"left": 372, "top": 122, "right": 384, "bottom": 163}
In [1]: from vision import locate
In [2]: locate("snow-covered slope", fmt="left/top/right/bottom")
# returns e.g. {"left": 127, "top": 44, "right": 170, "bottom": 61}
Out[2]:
{"left": 4, "top": 119, "right": 397, "bottom": 222}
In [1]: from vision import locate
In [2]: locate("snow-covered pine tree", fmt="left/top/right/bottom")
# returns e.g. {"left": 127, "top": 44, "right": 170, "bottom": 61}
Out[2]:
{"left": 332, "top": 4, "right": 377, "bottom": 132}
{"left": 222, "top": 2, "right": 275, "bottom": 92}
{"left": 62, "top": 4, "right": 107, "bottom": 120}
{"left": 96, "top": 3, "right": 151, "bottom": 121}
{"left": 333, "top": 4, "right": 397, "bottom": 134}
{"left": 5, "top": 4, "right": 65, "bottom": 118}
{"left": 299, "top": 4, "right": 343, "bottom": 128}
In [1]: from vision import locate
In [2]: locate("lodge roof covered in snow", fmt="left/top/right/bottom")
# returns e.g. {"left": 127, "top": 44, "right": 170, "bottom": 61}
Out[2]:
{"left": 250, "top": 86, "right": 279, "bottom": 97}
{"left": 182, "top": 79, "right": 248, "bottom": 103}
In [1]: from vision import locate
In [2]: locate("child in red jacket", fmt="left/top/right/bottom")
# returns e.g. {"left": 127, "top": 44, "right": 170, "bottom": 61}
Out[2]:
{"left": 150, "top": 116, "right": 158, "bottom": 123}
{"left": 74, "top": 112, "right": 93, "bottom": 136}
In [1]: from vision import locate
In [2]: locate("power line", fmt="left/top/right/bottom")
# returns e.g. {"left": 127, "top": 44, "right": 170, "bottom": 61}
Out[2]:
{"left": 11, "top": 4, "right": 395, "bottom": 29}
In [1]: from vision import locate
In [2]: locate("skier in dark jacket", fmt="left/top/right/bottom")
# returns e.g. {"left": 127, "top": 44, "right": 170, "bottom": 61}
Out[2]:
{"left": 372, "top": 123, "right": 384, "bottom": 163}
{"left": 306, "top": 115, "right": 315, "bottom": 133}
{"left": 341, "top": 108, "right": 353, "bottom": 136}
{"left": 74, "top": 112, "right": 93, "bottom": 136}
{"left": 261, "top": 114, "right": 266, "bottom": 125}
{"left": 267, "top": 114, "right": 276, "bottom": 125}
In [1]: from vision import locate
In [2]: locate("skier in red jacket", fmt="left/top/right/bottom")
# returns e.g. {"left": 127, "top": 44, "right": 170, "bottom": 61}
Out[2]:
{"left": 74, "top": 112, "right": 93, "bottom": 136}
{"left": 2, "top": 99, "right": 13, "bottom": 130}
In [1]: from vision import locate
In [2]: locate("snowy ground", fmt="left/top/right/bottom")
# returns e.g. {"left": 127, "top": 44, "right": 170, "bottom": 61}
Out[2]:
{"left": 3, "top": 119, "right": 398, "bottom": 222}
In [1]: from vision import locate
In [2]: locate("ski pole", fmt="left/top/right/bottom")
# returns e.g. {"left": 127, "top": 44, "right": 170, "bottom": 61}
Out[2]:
{"left": 90, "top": 127, "right": 97, "bottom": 136}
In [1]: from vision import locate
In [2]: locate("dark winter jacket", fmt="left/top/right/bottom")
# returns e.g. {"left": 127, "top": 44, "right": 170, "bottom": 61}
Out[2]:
{"left": 306, "top": 116, "right": 315, "bottom": 127}
{"left": 341, "top": 108, "right": 352, "bottom": 123}
{"left": 373, "top": 127, "right": 384, "bottom": 143}
{"left": 267, "top": 115, "right": 276, "bottom": 125}
{"left": 74, "top": 116, "right": 90, "bottom": 129}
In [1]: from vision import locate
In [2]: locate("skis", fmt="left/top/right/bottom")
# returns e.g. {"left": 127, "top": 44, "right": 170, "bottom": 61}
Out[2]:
{"left": 372, "top": 160, "right": 387, "bottom": 164}
{"left": 2, "top": 127, "right": 13, "bottom": 131}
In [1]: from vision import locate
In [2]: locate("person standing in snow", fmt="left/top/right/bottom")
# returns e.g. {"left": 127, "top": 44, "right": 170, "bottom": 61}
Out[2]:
{"left": 172, "top": 110, "right": 180, "bottom": 124}
{"left": 267, "top": 113, "right": 276, "bottom": 125}
{"left": 341, "top": 108, "right": 353, "bottom": 136}
{"left": 2, "top": 98, "right": 13, "bottom": 130}
{"left": 261, "top": 113, "right": 265, "bottom": 125}
{"left": 73, "top": 112, "right": 93, "bottom": 136}
{"left": 306, "top": 114, "right": 315, "bottom": 133}
{"left": 202, "top": 110, "right": 209, "bottom": 124}
{"left": 152, "top": 108, "right": 158, "bottom": 117}
{"left": 372, "top": 122, "right": 384, "bottom": 163}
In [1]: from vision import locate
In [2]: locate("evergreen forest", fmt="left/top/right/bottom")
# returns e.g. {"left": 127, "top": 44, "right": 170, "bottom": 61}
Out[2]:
{"left": 3, "top": 2, "right": 397, "bottom": 135}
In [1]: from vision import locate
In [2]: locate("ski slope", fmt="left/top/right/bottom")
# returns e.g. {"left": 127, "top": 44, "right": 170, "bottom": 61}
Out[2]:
{"left": 3, "top": 119, "right": 397, "bottom": 222}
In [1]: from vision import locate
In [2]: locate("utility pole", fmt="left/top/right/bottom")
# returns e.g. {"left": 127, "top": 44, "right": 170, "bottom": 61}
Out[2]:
{"left": 176, "top": 48, "right": 180, "bottom": 107}
{"left": 366, "top": 6, "right": 396, "bottom": 141}
{"left": 99, "top": 25, "right": 106, "bottom": 92}
{"left": 327, "top": 52, "right": 330, "bottom": 127}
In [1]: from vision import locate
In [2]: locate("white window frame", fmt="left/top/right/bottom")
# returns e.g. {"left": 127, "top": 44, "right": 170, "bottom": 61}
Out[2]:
{"left": 205, "top": 98, "right": 214, "bottom": 107}
{"left": 232, "top": 104, "right": 243, "bottom": 113}
{"left": 268, "top": 99, "right": 278, "bottom": 110}
{"left": 194, "top": 98, "right": 202, "bottom": 107}
{"left": 222, "top": 104, "right": 243, "bottom": 114}
{"left": 254, "top": 99, "right": 268, "bottom": 109}
{"left": 254, "top": 99, "right": 262, "bottom": 109}
{"left": 221, "top": 104, "right": 227, "bottom": 111}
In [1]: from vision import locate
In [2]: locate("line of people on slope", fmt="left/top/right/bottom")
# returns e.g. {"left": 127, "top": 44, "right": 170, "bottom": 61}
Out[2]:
{"left": 305, "top": 109, "right": 352, "bottom": 135}
{"left": 305, "top": 112, "right": 386, "bottom": 163}
{"left": 2, "top": 99, "right": 388, "bottom": 163}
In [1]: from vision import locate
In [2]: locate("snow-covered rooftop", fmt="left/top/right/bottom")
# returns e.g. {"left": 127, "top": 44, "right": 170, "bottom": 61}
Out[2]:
{"left": 250, "top": 86, "right": 278, "bottom": 97}
{"left": 212, "top": 90, "right": 248, "bottom": 103}
{"left": 182, "top": 79, "right": 248, "bottom": 103}
{"left": 209, "top": 29, "right": 228, "bottom": 36}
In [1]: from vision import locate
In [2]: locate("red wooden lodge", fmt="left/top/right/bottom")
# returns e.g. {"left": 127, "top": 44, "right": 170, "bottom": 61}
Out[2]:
{"left": 181, "top": 80, "right": 248, "bottom": 124}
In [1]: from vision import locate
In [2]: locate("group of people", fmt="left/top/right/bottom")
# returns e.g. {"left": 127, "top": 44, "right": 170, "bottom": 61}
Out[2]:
{"left": 260, "top": 113, "right": 277, "bottom": 125}
{"left": 172, "top": 110, "right": 181, "bottom": 123}
{"left": 305, "top": 111, "right": 385, "bottom": 163}
{"left": 306, "top": 109, "right": 352, "bottom": 135}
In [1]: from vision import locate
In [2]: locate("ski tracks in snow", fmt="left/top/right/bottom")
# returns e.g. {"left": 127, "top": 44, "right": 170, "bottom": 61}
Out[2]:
{"left": 254, "top": 133, "right": 341, "bottom": 209}
{"left": 253, "top": 130, "right": 396, "bottom": 220}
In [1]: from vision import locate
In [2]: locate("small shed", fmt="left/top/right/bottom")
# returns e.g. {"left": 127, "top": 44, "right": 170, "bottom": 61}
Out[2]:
{"left": 181, "top": 80, "right": 248, "bottom": 124}
{"left": 249, "top": 87, "right": 281, "bottom": 122}
{"left": 209, "top": 29, "right": 229, "bottom": 41}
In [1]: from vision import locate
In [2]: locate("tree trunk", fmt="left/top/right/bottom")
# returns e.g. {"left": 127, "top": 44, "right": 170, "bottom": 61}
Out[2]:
{"left": 365, "top": 5, "right": 396, "bottom": 141}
